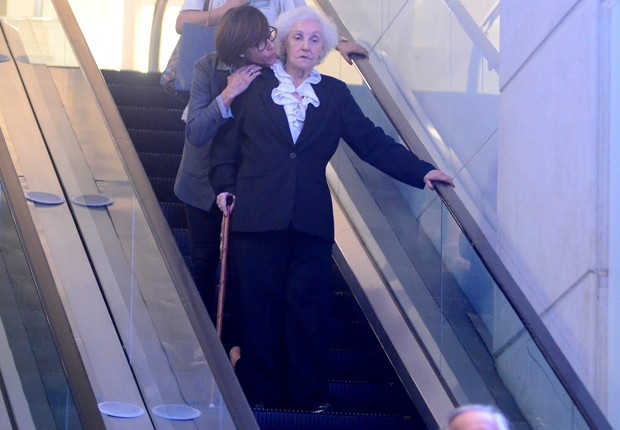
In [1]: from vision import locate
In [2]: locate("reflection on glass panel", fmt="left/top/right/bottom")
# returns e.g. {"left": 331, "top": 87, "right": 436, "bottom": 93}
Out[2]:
{"left": 4, "top": 0, "right": 56, "bottom": 18}
{"left": 2, "top": 5, "right": 237, "bottom": 428}
{"left": 3, "top": 18, "right": 77, "bottom": 67}
{"left": 0, "top": 183, "right": 83, "bottom": 429}
{"left": 330, "top": 128, "right": 589, "bottom": 428}
{"left": 324, "top": 1, "right": 590, "bottom": 428}
{"left": 331, "top": 0, "right": 500, "bottom": 242}
{"left": 441, "top": 216, "right": 588, "bottom": 429}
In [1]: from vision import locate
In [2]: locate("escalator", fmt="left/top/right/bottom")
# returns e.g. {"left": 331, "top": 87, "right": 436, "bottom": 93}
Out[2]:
{"left": 0, "top": 0, "right": 613, "bottom": 429}
{"left": 102, "top": 68, "right": 426, "bottom": 429}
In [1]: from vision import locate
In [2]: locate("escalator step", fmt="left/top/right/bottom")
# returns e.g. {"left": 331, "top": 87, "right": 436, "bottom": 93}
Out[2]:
{"left": 327, "top": 380, "right": 415, "bottom": 415}
{"left": 327, "top": 349, "right": 394, "bottom": 382}
{"left": 117, "top": 105, "right": 186, "bottom": 132}
{"left": 127, "top": 129, "right": 185, "bottom": 155}
{"left": 107, "top": 82, "right": 187, "bottom": 109}
{"left": 328, "top": 318, "right": 380, "bottom": 350}
{"left": 255, "top": 410, "right": 418, "bottom": 430}
{"left": 148, "top": 177, "right": 179, "bottom": 205}
{"left": 170, "top": 228, "right": 190, "bottom": 263}
{"left": 161, "top": 202, "right": 187, "bottom": 231}
{"left": 101, "top": 69, "right": 162, "bottom": 87}
{"left": 138, "top": 152, "right": 182, "bottom": 179}
{"left": 330, "top": 289, "right": 366, "bottom": 320}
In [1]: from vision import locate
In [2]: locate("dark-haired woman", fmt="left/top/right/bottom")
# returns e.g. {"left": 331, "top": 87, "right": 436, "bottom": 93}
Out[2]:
{"left": 174, "top": 5, "right": 277, "bottom": 327}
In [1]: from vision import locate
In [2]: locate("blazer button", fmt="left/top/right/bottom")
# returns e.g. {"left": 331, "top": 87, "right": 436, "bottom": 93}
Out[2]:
{"left": 290, "top": 152, "right": 297, "bottom": 159}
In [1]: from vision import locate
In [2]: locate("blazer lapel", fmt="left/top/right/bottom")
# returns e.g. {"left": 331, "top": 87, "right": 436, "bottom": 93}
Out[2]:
{"left": 258, "top": 72, "right": 295, "bottom": 146}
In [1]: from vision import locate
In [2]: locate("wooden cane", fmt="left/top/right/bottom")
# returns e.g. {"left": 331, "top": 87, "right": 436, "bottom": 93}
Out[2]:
{"left": 215, "top": 194, "right": 233, "bottom": 338}
{"left": 210, "top": 195, "right": 233, "bottom": 408}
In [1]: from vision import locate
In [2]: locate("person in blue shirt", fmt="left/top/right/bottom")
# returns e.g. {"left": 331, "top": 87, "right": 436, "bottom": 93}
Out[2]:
{"left": 174, "top": 6, "right": 277, "bottom": 329}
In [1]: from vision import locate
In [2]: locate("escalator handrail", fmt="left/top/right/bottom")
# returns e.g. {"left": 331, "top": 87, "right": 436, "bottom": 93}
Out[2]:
{"left": 314, "top": 1, "right": 612, "bottom": 429}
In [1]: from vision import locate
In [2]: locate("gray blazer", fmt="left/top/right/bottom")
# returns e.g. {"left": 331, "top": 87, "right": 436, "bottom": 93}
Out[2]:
{"left": 174, "top": 52, "right": 230, "bottom": 211}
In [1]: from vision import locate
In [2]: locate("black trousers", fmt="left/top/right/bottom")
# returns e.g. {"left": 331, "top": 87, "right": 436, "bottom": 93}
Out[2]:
{"left": 231, "top": 227, "right": 332, "bottom": 409}
{"left": 184, "top": 203, "right": 222, "bottom": 321}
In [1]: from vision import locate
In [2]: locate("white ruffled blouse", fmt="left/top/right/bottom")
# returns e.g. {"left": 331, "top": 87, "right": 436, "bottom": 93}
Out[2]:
{"left": 271, "top": 61, "right": 321, "bottom": 144}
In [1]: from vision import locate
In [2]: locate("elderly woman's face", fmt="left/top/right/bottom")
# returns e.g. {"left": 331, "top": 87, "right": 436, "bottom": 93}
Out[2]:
{"left": 285, "top": 19, "right": 323, "bottom": 72}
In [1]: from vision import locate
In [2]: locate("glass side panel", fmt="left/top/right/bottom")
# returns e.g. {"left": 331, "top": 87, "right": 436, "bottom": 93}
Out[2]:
{"left": 330, "top": 0, "right": 501, "bottom": 243}
{"left": 0, "top": 182, "right": 83, "bottom": 430}
{"left": 322, "top": 1, "right": 589, "bottom": 428}
{"left": 1, "top": 3, "right": 238, "bottom": 428}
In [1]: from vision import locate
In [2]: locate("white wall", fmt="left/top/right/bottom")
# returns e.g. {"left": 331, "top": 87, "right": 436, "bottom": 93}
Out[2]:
{"left": 500, "top": 0, "right": 613, "bottom": 424}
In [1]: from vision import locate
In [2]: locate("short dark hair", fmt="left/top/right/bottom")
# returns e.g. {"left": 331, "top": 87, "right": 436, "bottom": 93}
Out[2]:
{"left": 215, "top": 5, "right": 270, "bottom": 67}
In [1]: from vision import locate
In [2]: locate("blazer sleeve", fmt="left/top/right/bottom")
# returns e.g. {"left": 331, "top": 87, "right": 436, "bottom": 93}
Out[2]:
{"left": 336, "top": 82, "right": 435, "bottom": 189}
{"left": 208, "top": 97, "right": 243, "bottom": 195}
{"left": 185, "top": 53, "right": 229, "bottom": 147}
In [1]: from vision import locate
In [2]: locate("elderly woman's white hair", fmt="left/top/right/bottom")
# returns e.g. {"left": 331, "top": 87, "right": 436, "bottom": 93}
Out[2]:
{"left": 274, "top": 5, "right": 339, "bottom": 65}
{"left": 445, "top": 404, "right": 510, "bottom": 430}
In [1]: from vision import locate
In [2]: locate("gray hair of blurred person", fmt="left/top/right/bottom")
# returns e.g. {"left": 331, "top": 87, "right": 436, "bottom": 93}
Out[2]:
{"left": 273, "top": 6, "right": 339, "bottom": 65}
{"left": 445, "top": 404, "right": 510, "bottom": 430}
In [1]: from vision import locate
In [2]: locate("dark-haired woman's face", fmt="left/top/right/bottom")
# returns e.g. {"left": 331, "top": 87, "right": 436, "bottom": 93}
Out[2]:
{"left": 244, "top": 28, "right": 277, "bottom": 66}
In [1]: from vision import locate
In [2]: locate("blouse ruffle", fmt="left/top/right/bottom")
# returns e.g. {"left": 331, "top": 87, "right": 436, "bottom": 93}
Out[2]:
{"left": 271, "top": 61, "right": 321, "bottom": 143}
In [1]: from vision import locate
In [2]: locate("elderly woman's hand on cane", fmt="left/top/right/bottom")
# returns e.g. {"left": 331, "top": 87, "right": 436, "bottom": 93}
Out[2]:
{"left": 216, "top": 192, "right": 235, "bottom": 216}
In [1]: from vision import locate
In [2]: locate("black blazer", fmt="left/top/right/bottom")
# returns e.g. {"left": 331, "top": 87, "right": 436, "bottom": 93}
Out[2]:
{"left": 209, "top": 67, "right": 434, "bottom": 243}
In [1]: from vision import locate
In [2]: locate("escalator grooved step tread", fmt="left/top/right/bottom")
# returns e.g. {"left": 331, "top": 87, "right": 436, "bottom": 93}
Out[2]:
{"left": 327, "top": 349, "right": 394, "bottom": 382}
{"left": 107, "top": 83, "right": 187, "bottom": 109}
{"left": 138, "top": 153, "right": 182, "bottom": 178}
{"left": 326, "top": 380, "right": 414, "bottom": 414}
{"left": 101, "top": 69, "right": 162, "bottom": 86}
{"left": 255, "top": 409, "right": 418, "bottom": 430}
{"left": 117, "top": 106, "right": 186, "bottom": 131}
{"left": 127, "top": 129, "right": 185, "bottom": 155}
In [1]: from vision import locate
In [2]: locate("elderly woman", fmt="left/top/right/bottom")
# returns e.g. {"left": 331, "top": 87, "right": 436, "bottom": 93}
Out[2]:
{"left": 209, "top": 6, "right": 454, "bottom": 411}
{"left": 174, "top": 5, "right": 277, "bottom": 323}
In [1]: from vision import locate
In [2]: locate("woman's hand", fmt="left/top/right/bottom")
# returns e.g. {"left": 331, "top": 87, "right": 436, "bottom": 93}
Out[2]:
{"left": 336, "top": 40, "right": 369, "bottom": 65}
{"left": 219, "top": 64, "right": 263, "bottom": 107}
{"left": 423, "top": 170, "right": 455, "bottom": 191}
{"left": 216, "top": 192, "right": 236, "bottom": 217}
